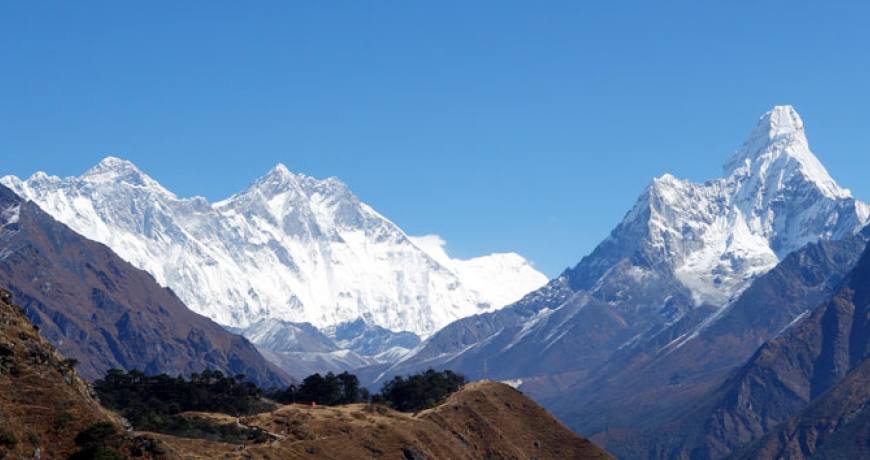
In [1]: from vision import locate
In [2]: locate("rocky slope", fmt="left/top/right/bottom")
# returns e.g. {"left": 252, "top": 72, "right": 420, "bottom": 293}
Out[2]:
{"left": 2, "top": 159, "right": 547, "bottom": 336}
{"left": 0, "top": 288, "right": 117, "bottom": 459}
{"left": 0, "top": 184, "right": 289, "bottom": 387}
{"left": 734, "top": 358, "right": 870, "bottom": 460}
{"left": 152, "top": 381, "right": 614, "bottom": 460}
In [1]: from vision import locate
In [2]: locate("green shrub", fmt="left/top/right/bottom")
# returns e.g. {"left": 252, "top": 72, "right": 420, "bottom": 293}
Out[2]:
{"left": 68, "top": 423, "right": 123, "bottom": 460}
{"left": 54, "top": 412, "right": 76, "bottom": 430}
{"left": 74, "top": 422, "right": 118, "bottom": 450}
{"left": 0, "top": 431, "right": 16, "bottom": 447}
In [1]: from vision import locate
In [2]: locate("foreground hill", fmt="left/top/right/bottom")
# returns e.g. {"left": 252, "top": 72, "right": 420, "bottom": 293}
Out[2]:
{"left": 151, "top": 380, "right": 614, "bottom": 460}
{"left": 0, "top": 184, "right": 289, "bottom": 387}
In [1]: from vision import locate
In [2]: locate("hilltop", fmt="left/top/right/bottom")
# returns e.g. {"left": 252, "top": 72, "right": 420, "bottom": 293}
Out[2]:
{"left": 151, "top": 380, "right": 614, "bottom": 460}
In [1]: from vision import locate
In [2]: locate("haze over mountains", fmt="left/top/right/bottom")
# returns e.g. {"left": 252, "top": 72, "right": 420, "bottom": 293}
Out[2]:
{"left": 2, "top": 159, "right": 547, "bottom": 337}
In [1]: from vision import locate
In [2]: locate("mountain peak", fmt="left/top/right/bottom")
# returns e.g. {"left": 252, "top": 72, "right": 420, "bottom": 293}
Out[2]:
{"left": 240, "top": 163, "right": 302, "bottom": 200}
{"left": 725, "top": 106, "right": 849, "bottom": 199}
{"left": 84, "top": 155, "right": 139, "bottom": 174}
{"left": 758, "top": 104, "right": 804, "bottom": 137}
{"left": 269, "top": 163, "right": 293, "bottom": 177}
{"left": 80, "top": 156, "right": 172, "bottom": 195}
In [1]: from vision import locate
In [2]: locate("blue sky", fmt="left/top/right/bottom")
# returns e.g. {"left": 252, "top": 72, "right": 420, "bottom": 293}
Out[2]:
{"left": 2, "top": 1, "right": 869, "bottom": 276}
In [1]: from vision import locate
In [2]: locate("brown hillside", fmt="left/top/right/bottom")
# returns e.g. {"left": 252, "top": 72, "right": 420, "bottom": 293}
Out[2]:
{"left": 0, "top": 288, "right": 117, "bottom": 459}
{"left": 151, "top": 381, "right": 614, "bottom": 460}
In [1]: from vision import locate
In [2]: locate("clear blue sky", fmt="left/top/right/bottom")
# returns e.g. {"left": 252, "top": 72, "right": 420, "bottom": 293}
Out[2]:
{"left": 2, "top": 2, "right": 869, "bottom": 276}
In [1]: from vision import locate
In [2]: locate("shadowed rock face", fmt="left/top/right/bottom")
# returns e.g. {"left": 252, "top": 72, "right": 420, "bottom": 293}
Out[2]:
{"left": 734, "top": 358, "right": 870, "bottom": 460}
{"left": 0, "top": 184, "right": 289, "bottom": 387}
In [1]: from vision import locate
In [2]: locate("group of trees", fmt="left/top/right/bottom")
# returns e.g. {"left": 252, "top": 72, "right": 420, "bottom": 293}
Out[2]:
{"left": 93, "top": 369, "right": 270, "bottom": 440}
{"left": 270, "top": 368, "right": 467, "bottom": 412}
{"left": 271, "top": 371, "right": 369, "bottom": 406}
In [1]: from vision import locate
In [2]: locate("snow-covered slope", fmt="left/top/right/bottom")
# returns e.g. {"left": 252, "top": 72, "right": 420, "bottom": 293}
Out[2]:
{"left": 1, "top": 160, "right": 547, "bottom": 336}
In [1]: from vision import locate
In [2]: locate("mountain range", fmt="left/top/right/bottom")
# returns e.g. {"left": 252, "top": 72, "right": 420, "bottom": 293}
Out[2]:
{"left": 2, "top": 160, "right": 547, "bottom": 339}
{"left": 2, "top": 104, "right": 868, "bottom": 458}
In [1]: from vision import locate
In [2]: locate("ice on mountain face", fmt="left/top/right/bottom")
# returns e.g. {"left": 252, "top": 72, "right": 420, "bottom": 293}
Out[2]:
{"left": 1, "top": 160, "right": 547, "bottom": 336}
{"left": 615, "top": 105, "right": 868, "bottom": 306}
{"left": 0, "top": 203, "right": 20, "bottom": 226}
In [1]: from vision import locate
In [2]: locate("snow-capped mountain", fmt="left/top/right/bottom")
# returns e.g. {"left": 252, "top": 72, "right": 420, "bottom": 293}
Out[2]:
{"left": 368, "top": 105, "right": 869, "bottom": 386}
{"left": 1, "top": 160, "right": 547, "bottom": 336}
{"left": 589, "top": 105, "right": 868, "bottom": 307}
